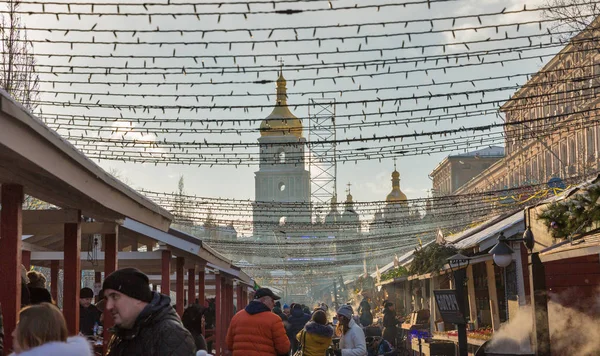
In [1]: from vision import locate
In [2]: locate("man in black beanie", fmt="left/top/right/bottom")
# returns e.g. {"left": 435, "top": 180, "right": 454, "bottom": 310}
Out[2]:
{"left": 102, "top": 267, "right": 195, "bottom": 356}
{"left": 79, "top": 287, "right": 101, "bottom": 336}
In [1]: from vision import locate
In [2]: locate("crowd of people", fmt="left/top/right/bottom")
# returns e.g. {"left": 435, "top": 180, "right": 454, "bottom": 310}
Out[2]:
{"left": 0, "top": 268, "right": 400, "bottom": 356}
{"left": 225, "top": 288, "right": 400, "bottom": 356}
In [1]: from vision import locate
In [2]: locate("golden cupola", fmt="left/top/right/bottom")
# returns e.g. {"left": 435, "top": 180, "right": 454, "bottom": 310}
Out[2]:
{"left": 259, "top": 71, "right": 303, "bottom": 138}
{"left": 386, "top": 166, "right": 408, "bottom": 204}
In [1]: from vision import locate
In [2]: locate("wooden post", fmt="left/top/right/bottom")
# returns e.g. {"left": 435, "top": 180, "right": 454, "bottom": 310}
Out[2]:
{"left": 103, "top": 232, "right": 118, "bottom": 354}
{"left": 63, "top": 212, "right": 82, "bottom": 335}
{"left": 50, "top": 260, "right": 59, "bottom": 302}
{"left": 198, "top": 265, "right": 206, "bottom": 304}
{"left": 0, "top": 184, "right": 23, "bottom": 353}
{"left": 215, "top": 273, "right": 222, "bottom": 356}
{"left": 22, "top": 250, "right": 31, "bottom": 270}
{"left": 236, "top": 284, "right": 243, "bottom": 313}
{"left": 188, "top": 268, "right": 196, "bottom": 305}
{"left": 529, "top": 252, "right": 550, "bottom": 356}
{"left": 161, "top": 249, "right": 171, "bottom": 295}
{"left": 176, "top": 257, "right": 185, "bottom": 316}
{"left": 485, "top": 260, "right": 501, "bottom": 331}
{"left": 466, "top": 264, "right": 479, "bottom": 329}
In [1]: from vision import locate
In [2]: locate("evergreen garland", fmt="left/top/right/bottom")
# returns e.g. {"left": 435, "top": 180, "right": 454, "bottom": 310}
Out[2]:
{"left": 538, "top": 183, "right": 600, "bottom": 239}
{"left": 380, "top": 265, "right": 409, "bottom": 281}
{"left": 410, "top": 243, "right": 458, "bottom": 275}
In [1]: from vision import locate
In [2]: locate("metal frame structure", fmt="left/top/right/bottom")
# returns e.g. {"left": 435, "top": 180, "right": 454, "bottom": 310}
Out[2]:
{"left": 308, "top": 98, "right": 337, "bottom": 217}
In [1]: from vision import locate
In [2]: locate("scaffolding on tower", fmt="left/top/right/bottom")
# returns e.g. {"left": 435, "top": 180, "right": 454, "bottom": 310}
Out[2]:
{"left": 308, "top": 98, "right": 337, "bottom": 221}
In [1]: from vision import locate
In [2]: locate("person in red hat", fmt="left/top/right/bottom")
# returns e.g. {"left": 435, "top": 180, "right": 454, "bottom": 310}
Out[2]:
{"left": 226, "top": 288, "right": 290, "bottom": 356}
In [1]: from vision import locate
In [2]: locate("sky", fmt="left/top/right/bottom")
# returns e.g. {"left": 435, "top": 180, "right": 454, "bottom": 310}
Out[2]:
{"left": 10, "top": 0, "right": 557, "bottom": 223}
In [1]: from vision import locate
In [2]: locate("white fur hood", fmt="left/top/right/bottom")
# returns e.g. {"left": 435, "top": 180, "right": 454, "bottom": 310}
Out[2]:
{"left": 10, "top": 336, "right": 92, "bottom": 356}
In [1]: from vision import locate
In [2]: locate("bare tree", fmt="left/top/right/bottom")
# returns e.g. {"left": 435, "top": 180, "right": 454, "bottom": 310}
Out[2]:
{"left": 543, "top": 0, "right": 600, "bottom": 40}
{"left": 0, "top": 0, "right": 39, "bottom": 111}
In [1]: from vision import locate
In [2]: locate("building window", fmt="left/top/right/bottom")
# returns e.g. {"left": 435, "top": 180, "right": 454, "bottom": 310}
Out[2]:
{"left": 587, "top": 127, "right": 596, "bottom": 161}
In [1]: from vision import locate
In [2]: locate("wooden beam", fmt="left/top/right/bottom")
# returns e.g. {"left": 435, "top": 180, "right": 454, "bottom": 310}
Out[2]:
{"left": 22, "top": 250, "right": 31, "bottom": 270}
{"left": 466, "top": 264, "right": 479, "bottom": 329}
{"left": 23, "top": 209, "right": 79, "bottom": 224}
{"left": 176, "top": 257, "right": 185, "bottom": 316}
{"left": 198, "top": 266, "right": 206, "bottom": 304}
{"left": 23, "top": 221, "right": 118, "bottom": 237}
{"left": 485, "top": 260, "right": 501, "bottom": 331}
{"left": 215, "top": 273, "right": 223, "bottom": 356}
{"left": 161, "top": 249, "right": 172, "bottom": 295}
{"left": 236, "top": 284, "right": 243, "bottom": 313}
{"left": 103, "top": 232, "right": 118, "bottom": 355}
{"left": 188, "top": 268, "right": 196, "bottom": 306}
{"left": 0, "top": 184, "right": 23, "bottom": 353}
{"left": 50, "top": 260, "right": 59, "bottom": 301}
{"left": 63, "top": 211, "right": 82, "bottom": 336}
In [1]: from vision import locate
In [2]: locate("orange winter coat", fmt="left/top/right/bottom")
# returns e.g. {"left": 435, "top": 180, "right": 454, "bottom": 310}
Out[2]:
{"left": 226, "top": 301, "right": 291, "bottom": 356}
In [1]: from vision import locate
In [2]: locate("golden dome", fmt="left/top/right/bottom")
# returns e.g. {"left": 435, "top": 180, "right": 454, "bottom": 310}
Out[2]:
{"left": 386, "top": 169, "right": 408, "bottom": 203}
{"left": 259, "top": 73, "right": 303, "bottom": 138}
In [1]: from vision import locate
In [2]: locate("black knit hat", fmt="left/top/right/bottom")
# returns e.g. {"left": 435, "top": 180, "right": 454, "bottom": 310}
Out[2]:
{"left": 102, "top": 268, "right": 153, "bottom": 303}
{"left": 80, "top": 287, "right": 94, "bottom": 299}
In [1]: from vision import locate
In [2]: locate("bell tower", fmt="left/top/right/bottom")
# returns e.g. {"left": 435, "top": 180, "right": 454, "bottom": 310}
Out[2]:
{"left": 253, "top": 70, "right": 311, "bottom": 240}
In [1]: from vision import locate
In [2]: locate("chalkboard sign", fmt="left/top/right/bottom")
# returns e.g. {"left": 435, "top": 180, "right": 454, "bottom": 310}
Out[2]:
{"left": 433, "top": 290, "right": 466, "bottom": 324}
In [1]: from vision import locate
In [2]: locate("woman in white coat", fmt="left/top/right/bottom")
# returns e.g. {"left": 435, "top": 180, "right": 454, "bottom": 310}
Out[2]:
{"left": 332, "top": 305, "right": 367, "bottom": 356}
{"left": 10, "top": 303, "right": 92, "bottom": 356}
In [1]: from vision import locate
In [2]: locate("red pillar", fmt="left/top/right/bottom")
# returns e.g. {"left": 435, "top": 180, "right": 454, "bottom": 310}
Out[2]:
{"left": 94, "top": 271, "right": 102, "bottom": 303}
{"left": 236, "top": 284, "right": 243, "bottom": 313}
{"left": 188, "top": 268, "right": 196, "bottom": 305}
{"left": 0, "top": 184, "right": 23, "bottom": 352}
{"left": 215, "top": 273, "right": 222, "bottom": 356}
{"left": 161, "top": 249, "right": 171, "bottom": 295}
{"left": 22, "top": 250, "right": 31, "bottom": 270}
{"left": 176, "top": 257, "right": 185, "bottom": 316}
{"left": 103, "top": 232, "right": 118, "bottom": 354}
{"left": 63, "top": 212, "right": 82, "bottom": 335}
{"left": 223, "top": 278, "right": 232, "bottom": 353}
{"left": 198, "top": 265, "right": 206, "bottom": 304}
{"left": 50, "top": 260, "right": 59, "bottom": 302}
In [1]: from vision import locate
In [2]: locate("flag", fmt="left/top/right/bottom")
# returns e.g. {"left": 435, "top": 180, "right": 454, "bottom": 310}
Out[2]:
{"left": 394, "top": 254, "right": 399, "bottom": 268}
{"left": 363, "top": 258, "right": 367, "bottom": 276}
{"left": 418, "top": 238, "right": 423, "bottom": 247}
{"left": 376, "top": 265, "right": 381, "bottom": 283}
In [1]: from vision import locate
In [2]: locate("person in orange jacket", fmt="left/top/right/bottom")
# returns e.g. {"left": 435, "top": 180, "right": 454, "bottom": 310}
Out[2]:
{"left": 226, "top": 288, "right": 290, "bottom": 356}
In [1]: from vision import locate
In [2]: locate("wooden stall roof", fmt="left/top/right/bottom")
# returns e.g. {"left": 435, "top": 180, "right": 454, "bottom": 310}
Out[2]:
{"left": 0, "top": 91, "right": 172, "bottom": 231}
{"left": 539, "top": 234, "right": 600, "bottom": 263}
{"left": 122, "top": 219, "right": 254, "bottom": 285}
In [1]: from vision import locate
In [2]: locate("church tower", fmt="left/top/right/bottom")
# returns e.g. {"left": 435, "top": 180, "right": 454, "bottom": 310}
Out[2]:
{"left": 253, "top": 71, "right": 311, "bottom": 240}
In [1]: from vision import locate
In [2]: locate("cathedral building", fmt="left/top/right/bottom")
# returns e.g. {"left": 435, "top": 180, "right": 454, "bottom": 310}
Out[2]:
{"left": 253, "top": 71, "right": 312, "bottom": 242}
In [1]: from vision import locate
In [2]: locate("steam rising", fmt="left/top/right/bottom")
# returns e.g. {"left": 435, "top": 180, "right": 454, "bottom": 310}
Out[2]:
{"left": 487, "top": 287, "right": 600, "bottom": 355}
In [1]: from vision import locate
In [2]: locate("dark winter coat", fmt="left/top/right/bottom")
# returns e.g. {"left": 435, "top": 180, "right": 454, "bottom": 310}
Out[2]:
{"left": 79, "top": 304, "right": 102, "bottom": 336}
{"left": 382, "top": 309, "right": 398, "bottom": 346}
{"left": 358, "top": 299, "right": 373, "bottom": 327}
{"left": 226, "top": 300, "right": 290, "bottom": 356}
{"left": 106, "top": 292, "right": 195, "bottom": 356}
{"left": 296, "top": 321, "right": 334, "bottom": 356}
{"left": 28, "top": 287, "right": 52, "bottom": 305}
{"left": 272, "top": 306, "right": 288, "bottom": 322}
{"left": 286, "top": 307, "right": 311, "bottom": 352}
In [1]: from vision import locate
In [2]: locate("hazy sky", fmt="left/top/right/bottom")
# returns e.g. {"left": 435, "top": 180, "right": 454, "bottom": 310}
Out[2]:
{"left": 17, "top": 0, "right": 553, "bottom": 213}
